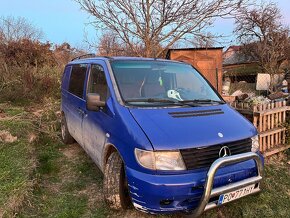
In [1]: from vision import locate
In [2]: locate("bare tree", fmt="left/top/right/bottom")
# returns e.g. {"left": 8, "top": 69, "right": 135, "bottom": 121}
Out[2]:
{"left": 0, "top": 16, "right": 43, "bottom": 43}
{"left": 75, "top": 0, "right": 247, "bottom": 57}
{"left": 235, "top": 2, "right": 290, "bottom": 91}
{"left": 97, "top": 32, "right": 127, "bottom": 56}
{"left": 96, "top": 32, "right": 163, "bottom": 56}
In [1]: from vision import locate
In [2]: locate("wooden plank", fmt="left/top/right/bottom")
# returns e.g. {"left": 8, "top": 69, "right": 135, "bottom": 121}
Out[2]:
{"left": 263, "top": 144, "right": 290, "bottom": 157}
{"left": 270, "top": 134, "right": 274, "bottom": 148}
{"left": 284, "top": 131, "right": 286, "bottom": 144}
{"left": 259, "top": 127, "right": 286, "bottom": 137}
{"left": 271, "top": 102, "right": 275, "bottom": 110}
{"left": 260, "top": 113, "right": 264, "bottom": 132}
{"left": 271, "top": 112, "right": 274, "bottom": 129}
{"left": 267, "top": 114, "right": 270, "bottom": 131}
{"left": 253, "top": 106, "right": 288, "bottom": 116}
{"left": 261, "top": 135, "right": 265, "bottom": 151}
{"left": 263, "top": 113, "right": 267, "bottom": 132}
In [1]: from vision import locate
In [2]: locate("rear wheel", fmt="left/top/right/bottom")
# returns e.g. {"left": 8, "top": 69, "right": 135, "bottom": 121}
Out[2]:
{"left": 61, "top": 114, "right": 74, "bottom": 144}
{"left": 103, "top": 151, "right": 130, "bottom": 210}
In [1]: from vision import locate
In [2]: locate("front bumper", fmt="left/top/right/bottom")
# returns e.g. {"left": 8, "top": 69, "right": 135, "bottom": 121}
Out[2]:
{"left": 126, "top": 152, "right": 263, "bottom": 215}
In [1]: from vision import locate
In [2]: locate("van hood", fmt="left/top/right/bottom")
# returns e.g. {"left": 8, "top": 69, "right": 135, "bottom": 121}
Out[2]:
{"left": 129, "top": 104, "right": 257, "bottom": 150}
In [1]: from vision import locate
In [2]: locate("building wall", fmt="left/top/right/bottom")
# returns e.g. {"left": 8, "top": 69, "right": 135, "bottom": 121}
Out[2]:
{"left": 169, "top": 48, "right": 223, "bottom": 93}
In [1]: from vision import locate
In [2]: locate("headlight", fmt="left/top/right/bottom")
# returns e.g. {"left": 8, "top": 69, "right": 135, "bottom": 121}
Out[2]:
{"left": 135, "top": 148, "right": 186, "bottom": 171}
{"left": 251, "top": 135, "right": 260, "bottom": 152}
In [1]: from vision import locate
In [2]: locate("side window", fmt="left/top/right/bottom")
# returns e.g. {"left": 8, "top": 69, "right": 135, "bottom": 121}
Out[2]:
{"left": 87, "top": 64, "right": 109, "bottom": 101}
{"left": 62, "top": 65, "right": 72, "bottom": 90}
{"left": 68, "top": 64, "right": 88, "bottom": 98}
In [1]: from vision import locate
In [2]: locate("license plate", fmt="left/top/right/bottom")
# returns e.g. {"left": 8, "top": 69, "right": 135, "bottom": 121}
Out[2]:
{"left": 218, "top": 184, "right": 255, "bottom": 205}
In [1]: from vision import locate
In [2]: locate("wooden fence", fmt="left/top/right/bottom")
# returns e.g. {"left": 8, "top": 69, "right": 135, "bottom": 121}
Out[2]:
{"left": 231, "top": 100, "right": 290, "bottom": 156}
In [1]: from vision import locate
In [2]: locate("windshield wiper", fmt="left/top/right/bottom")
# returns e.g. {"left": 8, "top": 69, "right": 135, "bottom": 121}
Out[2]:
{"left": 181, "top": 99, "right": 225, "bottom": 104}
{"left": 125, "top": 98, "right": 199, "bottom": 107}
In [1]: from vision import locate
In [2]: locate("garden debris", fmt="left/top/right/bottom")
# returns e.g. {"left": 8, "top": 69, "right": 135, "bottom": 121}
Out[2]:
{"left": 231, "top": 90, "right": 244, "bottom": 97}
{"left": 268, "top": 91, "right": 287, "bottom": 100}
{"left": 231, "top": 90, "right": 257, "bottom": 102}
{"left": 0, "top": 130, "right": 17, "bottom": 143}
{"left": 55, "top": 110, "right": 61, "bottom": 118}
{"left": 246, "top": 96, "right": 270, "bottom": 105}
{"left": 32, "top": 109, "right": 43, "bottom": 118}
{"left": 0, "top": 108, "right": 6, "bottom": 119}
{"left": 222, "top": 80, "right": 231, "bottom": 96}
{"left": 236, "top": 93, "right": 249, "bottom": 101}
{"left": 222, "top": 95, "right": 236, "bottom": 103}
{"left": 28, "top": 133, "right": 37, "bottom": 143}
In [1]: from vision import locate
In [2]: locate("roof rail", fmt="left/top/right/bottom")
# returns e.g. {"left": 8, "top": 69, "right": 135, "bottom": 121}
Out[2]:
{"left": 71, "top": 53, "right": 113, "bottom": 61}
{"left": 71, "top": 53, "right": 97, "bottom": 61}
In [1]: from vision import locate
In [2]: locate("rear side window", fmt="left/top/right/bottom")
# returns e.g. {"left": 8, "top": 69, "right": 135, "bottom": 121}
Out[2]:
{"left": 68, "top": 64, "right": 88, "bottom": 98}
{"left": 62, "top": 65, "right": 72, "bottom": 90}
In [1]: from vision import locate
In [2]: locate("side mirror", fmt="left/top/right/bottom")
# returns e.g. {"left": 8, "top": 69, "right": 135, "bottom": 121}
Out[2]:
{"left": 86, "top": 93, "right": 106, "bottom": 111}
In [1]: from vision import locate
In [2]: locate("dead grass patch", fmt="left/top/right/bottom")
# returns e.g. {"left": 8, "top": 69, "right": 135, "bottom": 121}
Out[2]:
{"left": 0, "top": 130, "right": 17, "bottom": 143}
{"left": 61, "top": 143, "right": 81, "bottom": 159}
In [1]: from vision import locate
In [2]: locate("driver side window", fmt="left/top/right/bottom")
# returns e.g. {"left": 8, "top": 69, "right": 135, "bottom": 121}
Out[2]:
{"left": 87, "top": 64, "right": 109, "bottom": 101}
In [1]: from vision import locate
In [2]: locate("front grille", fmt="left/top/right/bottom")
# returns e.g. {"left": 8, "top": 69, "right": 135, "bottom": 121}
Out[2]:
{"left": 180, "top": 138, "right": 252, "bottom": 170}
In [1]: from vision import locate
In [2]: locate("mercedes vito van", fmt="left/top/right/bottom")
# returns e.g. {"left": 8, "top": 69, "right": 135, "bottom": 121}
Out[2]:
{"left": 60, "top": 56, "right": 264, "bottom": 217}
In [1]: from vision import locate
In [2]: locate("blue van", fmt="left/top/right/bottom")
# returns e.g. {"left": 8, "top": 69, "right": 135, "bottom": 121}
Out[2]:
{"left": 61, "top": 56, "right": 264, "bottom": 217}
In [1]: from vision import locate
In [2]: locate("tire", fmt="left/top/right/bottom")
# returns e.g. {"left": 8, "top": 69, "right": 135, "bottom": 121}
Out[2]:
{"left": 103, "top": 152, "right": 130, "bottom": 210}
{"left": 61, "top": 114, "right": 75, "bottom": 144}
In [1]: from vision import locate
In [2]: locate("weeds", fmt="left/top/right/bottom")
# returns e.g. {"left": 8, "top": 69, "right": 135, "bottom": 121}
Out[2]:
{"left": 0, "top": 105, "right": 36, "bottom": 217}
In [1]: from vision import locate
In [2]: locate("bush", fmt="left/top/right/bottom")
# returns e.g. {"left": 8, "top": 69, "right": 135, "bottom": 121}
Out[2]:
{"left": 0, "top": 39, "right": 68, "bottom": 102}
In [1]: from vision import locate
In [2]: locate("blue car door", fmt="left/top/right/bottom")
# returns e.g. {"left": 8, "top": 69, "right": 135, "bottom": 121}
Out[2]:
{"left": 82, "top": 62, "right": 113, "bottom": 165}
{"left": 66, "top": 63, "right": 88, "bottom": 145}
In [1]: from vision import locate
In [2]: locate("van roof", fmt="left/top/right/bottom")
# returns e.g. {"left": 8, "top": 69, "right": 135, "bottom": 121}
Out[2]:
{"left": 68, "top": 56, "right": 186, "bottom": 65}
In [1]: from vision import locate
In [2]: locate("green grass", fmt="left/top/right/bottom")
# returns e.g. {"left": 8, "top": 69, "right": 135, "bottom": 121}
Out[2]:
{"left": 0, "top": 105, "right": 35, "bottom": 217}
{"left": 19, "top": 132, "right": 108, "bottom": 218}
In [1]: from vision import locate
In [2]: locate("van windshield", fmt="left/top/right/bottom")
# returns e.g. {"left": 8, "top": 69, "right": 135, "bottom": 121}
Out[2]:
{"left": 111, "top": 60, "right": 222, "bottom": 106}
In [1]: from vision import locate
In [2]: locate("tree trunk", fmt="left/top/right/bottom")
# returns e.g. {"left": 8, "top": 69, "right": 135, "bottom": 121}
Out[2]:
{"left": 269, "top": 74, "right": 275, "bottom": 93}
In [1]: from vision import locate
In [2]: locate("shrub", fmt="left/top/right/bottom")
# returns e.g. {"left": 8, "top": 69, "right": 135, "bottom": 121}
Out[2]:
{"left": 0, "top": 40, "right": 72, "bottom": 102}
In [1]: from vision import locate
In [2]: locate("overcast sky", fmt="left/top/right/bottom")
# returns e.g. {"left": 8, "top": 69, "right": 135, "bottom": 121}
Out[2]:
{"left": 0, "top": 0, "right": 290, "bottom": 50}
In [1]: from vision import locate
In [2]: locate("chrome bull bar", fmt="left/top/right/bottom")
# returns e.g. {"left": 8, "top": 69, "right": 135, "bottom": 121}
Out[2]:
{"left": 190, "top": 152, "right": 263, "bottom": 218}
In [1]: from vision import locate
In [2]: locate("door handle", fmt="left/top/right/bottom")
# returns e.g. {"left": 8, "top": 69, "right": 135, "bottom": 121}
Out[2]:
{"left": 77, "top": 108, "right": 86, "bottom": 115}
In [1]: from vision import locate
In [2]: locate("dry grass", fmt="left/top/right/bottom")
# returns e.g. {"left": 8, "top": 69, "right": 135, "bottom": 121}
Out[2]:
{"left": 0, "top": 104, "right": 37, "bottom": 217}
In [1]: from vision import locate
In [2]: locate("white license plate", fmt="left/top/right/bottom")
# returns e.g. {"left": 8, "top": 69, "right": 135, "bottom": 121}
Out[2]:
{"left": 218, "top": 184, "right": 255, "bottom": 205}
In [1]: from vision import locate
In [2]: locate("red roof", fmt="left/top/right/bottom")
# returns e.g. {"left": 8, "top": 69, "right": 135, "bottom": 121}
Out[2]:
{"left": 226, "top": 46, "right": 241, "bottom": 52}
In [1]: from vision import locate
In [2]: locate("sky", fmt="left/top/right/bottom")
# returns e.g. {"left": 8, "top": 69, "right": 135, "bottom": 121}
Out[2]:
{"left": 0, "top": 0, "right": 290, "bottom": 50}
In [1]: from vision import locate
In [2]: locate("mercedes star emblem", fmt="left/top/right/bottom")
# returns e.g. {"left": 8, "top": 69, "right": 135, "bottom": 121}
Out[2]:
{"left": 219, "top": 146, "right": 231, "bottom": 158}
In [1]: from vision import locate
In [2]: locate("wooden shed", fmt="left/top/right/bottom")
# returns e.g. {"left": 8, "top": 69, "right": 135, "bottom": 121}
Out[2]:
{"left": 166, "top": 47, "right": 223, "bottom": 93}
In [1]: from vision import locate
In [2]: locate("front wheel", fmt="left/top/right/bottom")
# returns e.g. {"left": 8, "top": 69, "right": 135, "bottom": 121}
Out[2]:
{"left": 103, "top": 152, "right": 131, "bottom": 210}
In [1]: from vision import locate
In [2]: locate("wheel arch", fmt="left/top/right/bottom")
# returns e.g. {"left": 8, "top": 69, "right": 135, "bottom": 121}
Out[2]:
{"left": 102, "top": 143, "right": 124, "bottom": 171}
